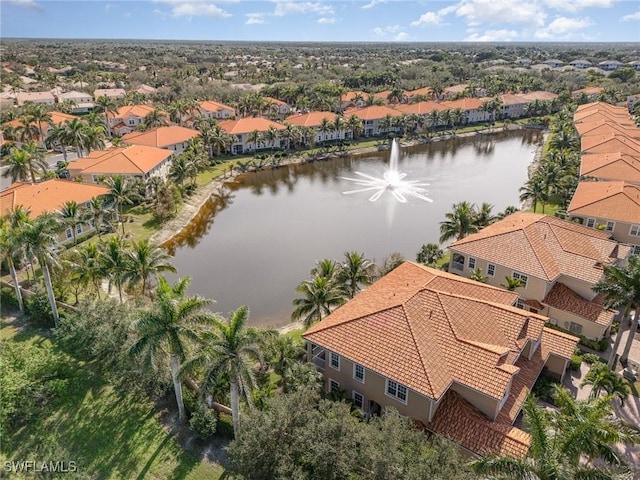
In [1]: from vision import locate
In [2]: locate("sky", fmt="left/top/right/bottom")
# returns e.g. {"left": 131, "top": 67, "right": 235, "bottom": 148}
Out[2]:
{"left": 1, "top": 0, "right": 639, "bottom": 43}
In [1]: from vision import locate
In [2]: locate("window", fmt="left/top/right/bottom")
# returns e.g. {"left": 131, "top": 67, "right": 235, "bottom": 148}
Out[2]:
{"left": 633, "top": 245, "right": 640, "bottom": 255}
{"left": 65, "top": 228, "right": 73, "bottom": 240}
{"left": 516, "top": 298, "right": 525, "bottom": 309}
{"left": 605, "top": 221, "right": 615, "bottom": 232}
{"left": 330, "top": 352, "right": 340, "bottom": 370}
{"left": 92, "top": 175, "right": 99, "bottom": 183}
{"left": 451, "top": 253, "right": 465, "bottom": 271}
{"left": 512, "top": 272, "right": 528, "bottom": 288}
{"left": 586, "top": 218, "right": 595, "bottom": 228}
{"left": 569, "top": 322, "right": 582, "bottom": 335}
{"left": 386, "top": 379, "right": 408, "bottom": 404}
{"left": 329, "top": 379, "right": 340, "bottom": 392}
{"left": 352, "top": 391, "right": 364, "bottom": 409}
{"left": 468, "top": 257, "right": 476, "bottom": 269}
{"left": 76, "top": 224, "right": 83, "bottom": 234}
{"left": 354, "top": 363, "right": 365, "bottom": 383}
{"left": 487, "top": 264, "right": 496, "bottom": 277}
{"left": 630, "top": 225, "right": 640, "bottom": 237}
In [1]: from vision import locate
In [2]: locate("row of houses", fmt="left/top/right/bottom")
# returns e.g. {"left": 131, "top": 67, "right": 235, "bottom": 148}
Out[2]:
{"left": 538, "top": 59, "right": 639, "bottom": 71}
{"left": 300, "top": 101, "right": 640, "bottom": 460}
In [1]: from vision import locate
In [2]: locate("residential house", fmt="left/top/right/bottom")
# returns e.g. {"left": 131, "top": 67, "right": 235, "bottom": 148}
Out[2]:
{"left": 581, "top": 134, "right": 640, "bottom": 156}
{"left": 443, "top": 84, "right": 469, "bottom": 99}
{"left": 108, "top": 104, "right": 168, "bottom": 136}
{"left": 0, "top": 179, "right": 109, "bottom": 243}
{"left": 628, "top": 94, "right": 640, "bottom": 113}
{"left": 284, "top": 111, "right": 346, "bottom": 143}
{"left": 571, "top": 87, "right": 603, "bottom": 100}
{"left": 218, "top": 117, "right": 285, "bottom": 154}
{"left": 372, "top": 90, "right": 393, "bottom": 104}
{"left": 196, "top": 100, "right": 236, "bottom": 120}
{"left": 448, "top": 212, "right": 629, "bottom": 340}
{"left": 93, "top": 88, "right": 126, "bottom": 101}
{"left": 340, "top": 91, "right": 366, "bottom": 110}
{"left": 121, "top": 125, "right": 200, "bottom": 154}
{"left": 135, "top": 84, "right": 157, "bottom": 96}
{"left": 2, "top": 111, "right": 76, "bottom": 145}
{"left": 344, "top": 106, "right": 402, "bottom": 137}
{"left": 568, "top": 181, "right": 640, "bottom": 254}
{"left": 16, "top": 91, "right": 55, "bottom": 106}
{"left": 629, "top": 61, "right": 640, "bottom": 72}
{"left": 576, "top": 121, "right": 640, "bottom": 140}
{"left": 575, "top": 102, "right": 630, "bottom": 119}
{"left": 543, "top": 59, "right": 564, "bottom": 68}
{"left": 264, "top": 97, "right": 292, "bottom": 119}
{"left": 580, "top": 151, "right": 640, "bottom": 184}
{"left": 403, "top": 86, "right": 432, "bottom": 101}
{"left": 574, "top": 110, "right": 636, "bottom": 128}
{"left": 598, "top": 60, "right": 623, "bottom": 71}
{"left": 441, "top": 98, "right": 491, "bottom": 123}
{"left": 67, "top": 144, "right": 174, "bottom": 186}
{"left": 57, "top": 90, "right": 95, "bottom": 114}
{"left": 303, "top": 262, "right": 578, "bottom": 458}
{"left": 569, "top": 60, "right": 593, "bottom": 69}
{"left": 395, "top": 101, "right": 448, "bottom": 127}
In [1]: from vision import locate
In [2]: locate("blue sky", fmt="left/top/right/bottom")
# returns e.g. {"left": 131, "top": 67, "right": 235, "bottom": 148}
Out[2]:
{"left": 1, "top": 0, "right": 639, "bottom": 42}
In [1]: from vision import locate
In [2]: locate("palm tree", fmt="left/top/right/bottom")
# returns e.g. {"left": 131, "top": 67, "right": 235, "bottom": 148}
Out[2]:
{"left": 102, "top": 175, "right": 140, "bottom": 236}
{"left": 130, "top": 276, "right": 215, "bottom": 423}
{"left": 59, "top": 200, "right": 85, "bottom": 245}
{"left": 183, "top": 305, "right": 263, "bottom": 436}
{"left": 2, "top": 148, "right": 33, "bottom": 183}
{"left": 501, "top": 276, "right": 524, "bottom": 291}
{"left": 209, "top": 124, "right": 230, "bottom": 156}
{"left": 292, "top": 275, "right": 346, "bottom": 327}
{"left": 169, "top": 154, "right": 197, "bottom": 189}
{"left": 439, "top": 201, "right": 480, "bottom": 243}
{"left": 581, "top": 361, "right": 630, "bottom": 405}
{"left": 123, "top": 239, "right": 176, "bottom": 295}
{"left": 428, "top": 109, "right": 441, "bottom": 135}
{"left": 593, "top": 255, "right": 640, "bottom": 367}
{"left": 71, "top": 242, "right": 104, "bottom": 299}
{"left": 470, "top": 268, "right": 488, "bottom": 283}
{"left": 141, "top": 108, "right": 168, "bottom": 130}
{"left": 519, "top": 175, "right": 547, "bottom": 213}
{"left": 416, "top": 243, "right": 443, "bottom": 266}
{"left": 45, "top": 124, "right": 71, "bottom": 162}
{"left": 82, "top": 125, "right": 107, "bottom": 154}
{"left": 475, "top": 202, "right": 496, "bottom": 228}
{"left": 94, "top": 95, "right": 117, "bottom": 137}
{"left": 318, "top": 117, "right": 333, "bottom": 145}
{"left": 338, "top": 251, "right": 374, "bottom": 299}
{"left": 347, "top": 114, "right": 363, "bottom": 140}
{"left": 24, "top": 102, "right": 53, "bottom": 144}
{"left": 86, "top": 196, "right": 112, "bottom": 238}
{"left": 0, "top": 217, "right": 25, "bottom": 311}
{"left": 15, "top": 115, "right": 40, "bottom": 143}
{"left": 99, "top": 236, "right": 129, "bottom": 303}
{"left": 64, "top": 118, "right": 89, "bottom": 158}
{"left": 20, "top": 212, "right": 61, "bottom": 326}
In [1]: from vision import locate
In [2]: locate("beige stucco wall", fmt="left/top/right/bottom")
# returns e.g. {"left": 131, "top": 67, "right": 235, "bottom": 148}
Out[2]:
{"left": 556, "top": 274, "right": 598, "bottom": 302}
{"left": 449, "top": 382, "right": 501, "bottom": 420}
{"left": 569, "top": 214, "right": 639, "bottom": 248}
{"left": 545, "top": 354, "right": 568, "bottom": 380}
{"left": 544, "top": 305, "right": 606, "bottom": 340}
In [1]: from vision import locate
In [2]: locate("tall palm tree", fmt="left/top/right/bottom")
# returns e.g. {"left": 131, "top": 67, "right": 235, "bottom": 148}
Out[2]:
{"left": 292, "top": 275, "right": 346, "bottom": 327}
{"left": 2, "top": 148, "right": 33, "bottom": 183}
{"left": 141, "top": 107, "right": 168, "bottom": 130}
{"left": 71, "top": 242, "right": 104, "bottom": 299}
{"left": 581, "top": 361, "right": 630, "bottom": 405}
{"left": 95, "top": 95, "right": 117, "bottom": 137}
{"left": 347, "top": 114, "right": 363, "bottom": 140}
{"left": 123, "top": 239, "right": 176, "bottom": 295}
{"left": 20, "top": 212, "right": 61, "bottom": 326}
{"left": 64, "top": 118, "right": 89, "bottom": 158}
{"left": 338, "top": 251, "right": 374, "bottom": 299}
{"left": 519, "top": 175, "right": 547, "bottom": 213}
{"left": 82, "top": 125, "right": 107, "bottom": 154}
{"left": 102, "top": 175, "right": 140, "bottom": 236}
{"left": 318, "top": 117, "right": 333, "bottom": 145}
{"left": 182, "top": 305, "right": 263, "bottom": 436}
{"left": 593, "top": 255, "right": 640, "bottom": 367}
{"left": 475, "top": 202, "right": 496, "bottom": 228}
{"left": 86, "top": 196, "right": 111, "bottom": 238}
{"left": 45, "top": 124, "right": 71, "bottom": 162}
{"left": 59, "top": 200, "right": 85, "bottom": 245}
{"left": 169, "top": 154, "right": 196, "bottom": 189}
{"left": 416, "top": 243, "right": 443, "bottom": 266}
{"left": 15, "top": 115, "right": 40, "bottom": 143}
{"left": 130, "top": 276, "right": 215, "bottom": 423}
{"left": 99, "top": 236, "right": 129, "bottom": 303}
{"left": 0, "top": 217, "right": 25, "bottom": 311}
{"left": 439, "top": 201, "right": 480, "bottom": 243}
{"left": 24, "top": 102, "right": 53, "bottom": 144}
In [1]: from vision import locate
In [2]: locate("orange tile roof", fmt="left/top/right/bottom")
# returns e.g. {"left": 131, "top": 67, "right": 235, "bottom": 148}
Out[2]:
{"left": 218, "top": 117, "right": 285, "bottom": 135}
{"left": 285, "top": 111, "right": 337, "bottom": 127}
{"left": 199, "top": 100, "right": 235, "bottom": 114}
{"left": 543, "top": 283, "right": 614, "bottom": 327}
{"left": 341, "top": 91, "right": 366, "bottom": 102}
{"left": 344, "top": 105, "right": 402, "bottom": 120}
{"left": 574, "top": 111, "right": 635, "bottom": 127}
{"left": 519, "top": 91, "right": 559, "bottom": 102}
{"left": 109, "top": 104, "right": 165, "bottom": 120}
{"left": 373, "top": 90, "right": 392, "bottom": 101}
{"left": 575, "top": 101, "right": 628, "bottom": 115}
{"left": 499, "top": 93, "right": 527, "bottom": 106}
{"left": 16, "top": 91, "right": 55, "bottom": 102}
{"left": 264, "top": 97, "right": 289, "bottom": 107}
{"left": 450, "top": 212, "right": 627, "bottom": 284}
{"left": 581, "top": 134, "right": 640, "bottom": 156}
{"left": 572, "top": 87, "right": 603, "bottom": 96}
{"left": 304, "top": 262, "right": 552, "bottom": 401}
{"left": 0, "top": 179, "right": 109, "bottom": 217}
{"left": 568, "top": 181, "right": 640, "bottom": 224}
{"left": 444, "top": 84, "right": 469, "bottom": 94}
{"left": 122, "top": 125, "right": 200, "bottom": 148}
{"left": 3, "top": 111, "right": 77, "bottom": 130}
{"left": 404, "top": 86, "right": 433, "bottom": 97}
{"left": 395, "top": 101, "right": 447, "bottom": 115}
{"left": 441, "top": 97, "right": 484, "bottom": 110}
{"left": 577, "top": 122, "right": 640, "bottom": 140}
{"left": 68, "top": 145, "right": 172, "bottom": 176}
{"left": 94, "top": 88, "right": 126, "bottom": 98}
{"left": 580, "top": 152, "right": 640, "bottom": 184}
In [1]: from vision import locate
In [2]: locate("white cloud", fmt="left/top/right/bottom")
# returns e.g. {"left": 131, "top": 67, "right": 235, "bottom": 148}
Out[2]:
{"left": 372, "top": 24, "right": 407, "bottom": 40}
{"left": 410, "top": 11, "right": 446, "bottom": 26}
{"left": 153, "top": 0, "right": 233, "bottom": 19}
{"left": 3, "top": 0, "right": 42, "bottom": 10}
{"left": 465, "top": 29, "right": 519, "bottom": 41}
{"left": 544, "top": 0, "right": 615, "bottom": 13}
{"left": 535, "top": 15, "right": 593, "bottom": 38}
{"left": 272, "top": 0, "right": 334, "bottom": 17}
{"left": 622, "top": 11, "right": 640, "bottom": 21}
{"left": 394, "top": 32, "right": 409, "bottom": 41}
{"left": 453, "top": 0, "right": 546, "bottom": 27}
{"left": 362, "top": 0, "right": 385, "bottom": 9}
{"left": 318, "top": 16, "right": 336, "bottom": 23}
{"left": 245, "top": 12, "right": 266, "bottom": 24}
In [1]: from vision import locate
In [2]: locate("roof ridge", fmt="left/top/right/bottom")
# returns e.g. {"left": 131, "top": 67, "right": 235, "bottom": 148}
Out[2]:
{"left": 401, "top": 296, "right": 436, "bottom": 397}
{"left": 520, "top": 224, "right": 555, "bottom": 280}
{"left": 303, "top": 303, "right": 404, "bottom": 336}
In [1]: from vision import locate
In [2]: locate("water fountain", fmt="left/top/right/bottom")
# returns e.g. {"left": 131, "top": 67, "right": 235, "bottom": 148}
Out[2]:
{"left": 342, "top": 138, "right": 433, "bottom": 203}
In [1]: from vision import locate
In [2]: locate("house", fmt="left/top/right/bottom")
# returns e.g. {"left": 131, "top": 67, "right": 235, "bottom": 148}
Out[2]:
{"left": 121, "top": 125, "right": 200, "bottom": 154}
{"left": 2, "top": 111, "right": 77, "bottom": 144}
{"left": 443, "top": 84, "right": 469, "bottom": 99}
{"left": 448, "top": 212, "right": 629, "bottom": 340}
{"left": 569, "top": 60, "right": 593, "bottom": 69}
{"left": 16, "top": 91, "right": 55, "bottom": 106}
{"left": 135, "top": 84, "right": 157, "bottom": 96}
{"left": 93, "top": 88, "right": 126, "bottom": 101}
{"left": 218, "top": 117, "right": 285, "bottom": 154}
{"left": 395, "top": 101, "right": 448, "bottom": 127}
{"left": 441, "top": 98, "right": 491, "bottom": 123}
{"left": 628, "top": 94, "right": 640, "bottom": 113}
{"left": 57, "top": 90, "right": 95, "bottom": 114}
{"left": 543, "top": 59, "right": 564, "bottom": 68}
{"left": 344, "top": 106, "right": 402, "bottom": 137}
{"left": 568, "top": 181, "right": 640, "bottom": 254}
{"left": 284, "top": 111, "right": 347, "bottom": 143}
{"left": 340, "top": 91, "right": 367, "bottom": 110}
{"left": 303, "top": 262, "right": 578, "bottom": 458}
{"left": 264, "top": 97, "right": 292, "bottom": 119}
{"left": 571, "top": 87, "right": 603, "bottom": 100}
{"left": 197, "top": 100, "right": 236, "bottom": 120}
{"left": 403, "top": 86, "right": 432, "bottom": 100}
{"left": 580, "top": 151, "right": 640, "bottom": 184}
{"left": 107, "top": 104, "right": 168, "bottom": 136}
{"left": 0, "top": 179, "right": 109, "bottom": 243}
{"left": 67, "top": 145, "right": 174, "bottom": 186}
{"left": 629, "top": 61, "right": 640, "bottom": 72}
{"left": 576, "top": 121, "right": 640, "bottom": 140}
{"left": 499, "top": 94, "right": 529, "bottom": 119}
{"left": 574, "top": 110, "right": 636, "bottom": 128}
{"left": 598, "top": 60, "right": 623, "bottom": 71}
{"left": 581, "top": 134, "right": 640, "bottom": 156}
{"left": 575, "top": 102, "right": 630, "bottom": 119}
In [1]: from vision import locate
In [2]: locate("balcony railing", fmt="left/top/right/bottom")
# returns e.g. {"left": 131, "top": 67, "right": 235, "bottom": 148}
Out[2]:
{"left": 451, "top": 262, "right": 464, "bottom": 272}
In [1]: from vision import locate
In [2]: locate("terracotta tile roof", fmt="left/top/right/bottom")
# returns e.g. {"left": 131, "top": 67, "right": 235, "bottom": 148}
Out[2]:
{"left": 568, "top": 181, "right": 640, "bottom": 224}
{"left": 441, "top": 98, "right": 483, "bottom": 110}
{"left": 94, "top": 88, "right": 126, "bottom": 98}
{"left": 575, "top": 111, "right": 635, "bottom": 128}
{"left": 373, "top": 90, "right": 392, "bottom": 101}
{"left": 395, "top": 101, "right": 448, "bottom": 115}
{"left": 304, "top": 262, "right": 550, "bottom": 401}
{"left": 68, "top": 145, "right": 172, "bottom": 176}
{"left": 450, "top": 212, "right": 625, "bottom": 284}
{"left": 540, "top": 326, "right": 580, "bottom": 360}
{"left": 404, "top": 86, "right": 433, "bottom": 97}
{"left": 344, "top": 105, "right": 402, "bottom": 120}
{"left": 572, "top": 87, "right": 604, "bottom": 96}
{"left": 444, "top": 84, "right": 469, "bottom": 94}
{"left": 580, "top": 152, "right": 640, "bottom": 184}
{"left": 429, "top": 391, "right": 532, "bottom": 458}
{"left": 285, "top": 111, "right": 337, "bottom": 127}
{"left": 122, "top": 126, "right": 200, "bottom": 148}
{"left": 543, "top": 283, "right": 614, "bottom": 327}
{"left": 218, "top": 117, "right": 285, "bottom": 135}
{"left": 519, "top": 91, "right": 559, "bottom": 102}
{"left": 3, "top": 111, "right": 77, "bottom": 130}
{"left": 16, "top": 91, "right": 55, "bottom": 102}
{"left": 135, "top": 84, "right": 157, "bottom": 95}
{"left": 199, "top": 100, "right": 235, "bottom": 114}
{"left": 341, "top": 91, "right": 366, "bottom": 102}
{"left": 576, "top": 101, "right": 628, "bottom": 115}
{"left": 264, "top": 97, "right": 289, "bottom": 107}
{"left": 581, "top": 134, "right": 640, "bottom": 156}
{"left": 0, "top": 179, "right": 109, "bottom": 217}
{"left": 500, "top": 93, "right": 528, "bottom": 106}
{"left": 109, "top": 104, "right": 166, "bottom": 120}
{"left": 577, "top": 122, "right": 640, "bottom": 140}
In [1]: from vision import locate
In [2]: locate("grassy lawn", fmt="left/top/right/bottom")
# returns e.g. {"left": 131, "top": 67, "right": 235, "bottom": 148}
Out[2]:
{"left": 530, "top": 202, "right": 563, "bottom": 217}
{"left": 1, "top": 312, "right": 228, "bottom": 480}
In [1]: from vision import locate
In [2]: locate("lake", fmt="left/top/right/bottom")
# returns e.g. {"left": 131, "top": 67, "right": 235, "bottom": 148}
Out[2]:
{"left": 165, "top": 130, "right": 543, "bottom": 327}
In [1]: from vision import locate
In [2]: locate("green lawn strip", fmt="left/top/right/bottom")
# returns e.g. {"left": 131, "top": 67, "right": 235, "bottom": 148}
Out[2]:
{"left": 530, "top": 202, "right": 563, "bottom": 217}
{"left": 283, "top": 327, "right": 304, "bottom": 343}
{"left": 436, "top": 251, "right": 451, "bottom": 269}
{"left": 2, "top": 317, "right": 227, "bottom": 480}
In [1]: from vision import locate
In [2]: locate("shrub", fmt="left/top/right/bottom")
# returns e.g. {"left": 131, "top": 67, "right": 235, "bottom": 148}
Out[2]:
{"left": 24, "top": 286, "right": 54, "bottom": 328}
{"left": 216, "top": 413, "right": 235, "bottom": 439}
{"left": 569, "top": 353, "right": 582, "bottom": 371}
{"left": 579, "top": 336, "right": 609, "bottom": 352}
{"left": 532, "top": 370, "right": 561, "bottom": 405}
{"left": 582, "top": 353, "right": 603, "bottom": 365}
{"left": 189, "top": 404, "right": 217, "bottom": 439}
